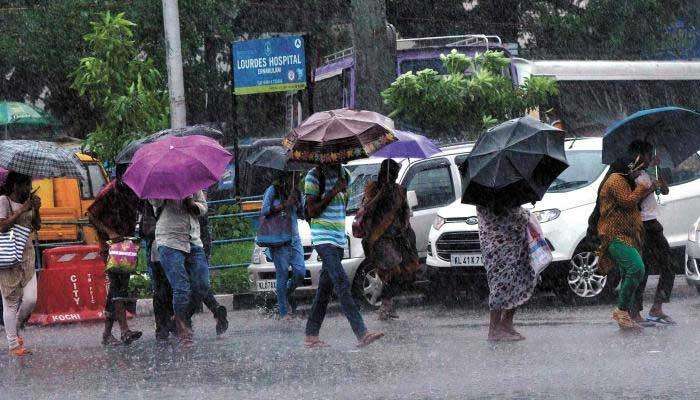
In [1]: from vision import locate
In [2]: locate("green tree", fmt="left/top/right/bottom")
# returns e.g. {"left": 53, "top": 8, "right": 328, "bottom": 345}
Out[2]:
{"left": 71, "top": 11, "right": 169, "bottom": 164}
{"left": 381, "top": 50, "right": 558, "bottom": 139}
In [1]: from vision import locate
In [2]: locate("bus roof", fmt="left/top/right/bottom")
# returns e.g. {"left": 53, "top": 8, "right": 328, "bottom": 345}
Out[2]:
{"left": 513, "top": 59, "right": 700, "bottom": 84}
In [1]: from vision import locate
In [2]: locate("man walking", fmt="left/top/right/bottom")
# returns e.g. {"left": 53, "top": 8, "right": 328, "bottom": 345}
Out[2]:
{"left": 303, "top": 164, "right": 384, "bottom": 348}
{"left": 152, "top": 190, "right": 226, "bottom": 346}
{"left": 629, "top": 141, "right": 677, "bottom": 325}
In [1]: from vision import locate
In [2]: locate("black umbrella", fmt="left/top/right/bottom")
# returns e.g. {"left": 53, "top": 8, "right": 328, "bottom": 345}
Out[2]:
{"left": 245, "top": 146, "right": 310, "bottom": 171}
{"left": 115, "top": 125, "right": 224, "bottom": 165}
{"left": 461, "top": 116, "right": 568, "bottom": 208}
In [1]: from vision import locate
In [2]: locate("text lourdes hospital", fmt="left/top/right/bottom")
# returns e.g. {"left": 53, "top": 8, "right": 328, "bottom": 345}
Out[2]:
{"left": 237, "top": 54, "right": 303, "bottom": 75}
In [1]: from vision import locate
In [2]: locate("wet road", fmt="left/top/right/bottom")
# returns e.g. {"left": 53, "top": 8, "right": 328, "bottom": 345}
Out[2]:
{"left": 2, "top": 277, "right": 700, "bottom": 400}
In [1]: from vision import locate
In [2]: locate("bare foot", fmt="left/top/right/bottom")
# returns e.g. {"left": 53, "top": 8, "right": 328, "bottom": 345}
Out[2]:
{"left": 488, "top": 328, "right": 524, "bottom": 342}
{"left": 357, "top": 331, "right": 384, "bottom": 348}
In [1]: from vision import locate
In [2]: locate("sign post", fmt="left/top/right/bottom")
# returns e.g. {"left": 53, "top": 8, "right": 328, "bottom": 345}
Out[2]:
{"left": 230, "top": 35, "right": 308, "bottom": 196}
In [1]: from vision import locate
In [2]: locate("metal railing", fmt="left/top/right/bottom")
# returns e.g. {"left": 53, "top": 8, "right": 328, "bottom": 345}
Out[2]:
{"left": 207, "top": 195, "right": 263, "bottom": 271}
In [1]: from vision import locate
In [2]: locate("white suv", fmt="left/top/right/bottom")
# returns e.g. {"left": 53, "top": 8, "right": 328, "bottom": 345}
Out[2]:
{"left": 427, "top": 137, "right": 700, "bottom": 302}
{"left": 247, "top": 143, "right": 474, "bottom": 307}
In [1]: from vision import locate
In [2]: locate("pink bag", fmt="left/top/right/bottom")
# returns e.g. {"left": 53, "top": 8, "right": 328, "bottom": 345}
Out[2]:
{"left": 105, "top": 238, "right": 140, "bottom": 274}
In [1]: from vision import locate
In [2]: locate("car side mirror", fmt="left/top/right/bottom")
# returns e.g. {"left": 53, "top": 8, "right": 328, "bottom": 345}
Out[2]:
{"left": 407, "top": 190, "right": 418, "bottom": 210}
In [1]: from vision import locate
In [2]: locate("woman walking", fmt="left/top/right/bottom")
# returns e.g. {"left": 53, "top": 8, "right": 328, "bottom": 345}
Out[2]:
{"left": 596, "top": 158, "right": 653, "bottom": 330}
{"left": 477, "top": 200, "right": 536, "bottom": 342}
{"left": 359, "top": 159, "right": 419, "bottom": 320}
{"left": 88, "top": 165, "right": 142, "bottom": 345}
{"left": 0, "top": 171, "right": 41, "bottom": 356}
{"left": 260, "top": 173, "right": 306, "bottom": 320}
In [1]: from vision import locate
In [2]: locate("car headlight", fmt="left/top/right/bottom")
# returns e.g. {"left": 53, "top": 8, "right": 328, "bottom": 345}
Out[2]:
{"left": 252, "top": 246, "right": 264, "bottom": 264}
{"left": 689, "top": 220, "right": 700, "bottom": 242}
{"left": 533, "top": 209, "right": 561, "bottom": 223}
{"left": 432, "top": 216, "right": 446, "bottom": 231}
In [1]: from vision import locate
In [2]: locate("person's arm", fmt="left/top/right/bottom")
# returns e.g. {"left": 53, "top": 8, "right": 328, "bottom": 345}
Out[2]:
{"left": 305, "top": 175, "right": 346, "bottom": 217}
{"left": 0, "top": 199, "right": 32, "bottom": 233}
{"left": 607, "top": 174, "right": 651, "bottom": 209}
{"left": 261, "top": 186, "right": 280, "bottom": 217}
{"left": 30, "top": 194, "right": 41, "bottom": 231}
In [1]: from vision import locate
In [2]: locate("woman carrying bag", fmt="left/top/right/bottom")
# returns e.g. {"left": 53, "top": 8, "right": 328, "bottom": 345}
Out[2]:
{"left": 0, "top": 171, "right": 41, "bottom": 356}
{"left": 258, "top": 173, "right": 306, "bottom": 321}
{"left": 356, "top": 159, "right": 419, "bottom": 321}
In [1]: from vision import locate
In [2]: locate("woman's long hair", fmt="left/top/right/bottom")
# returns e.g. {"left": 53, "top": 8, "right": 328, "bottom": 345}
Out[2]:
{"left": 365, "top": 159, "right": 404, "bottom": 224}
{"left": 1, "top": 171, "right": 31, "bottom": 198}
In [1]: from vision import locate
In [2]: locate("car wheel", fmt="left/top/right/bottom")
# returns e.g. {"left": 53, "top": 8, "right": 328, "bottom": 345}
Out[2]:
{"left": 352, "top": 262, "right": 382, "bottom": 310}
{"left": 558, "top": 247, "right": 620, "bottom": 305}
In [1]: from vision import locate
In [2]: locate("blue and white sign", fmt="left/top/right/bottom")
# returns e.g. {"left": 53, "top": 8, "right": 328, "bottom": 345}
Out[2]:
{"left": 232, "top": 35, "right": 307, "bottom": 95}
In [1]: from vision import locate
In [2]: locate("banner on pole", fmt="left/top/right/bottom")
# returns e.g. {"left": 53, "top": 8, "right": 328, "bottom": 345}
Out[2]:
{"left": 232, "top": 35, "right": 307, "bottom": 95}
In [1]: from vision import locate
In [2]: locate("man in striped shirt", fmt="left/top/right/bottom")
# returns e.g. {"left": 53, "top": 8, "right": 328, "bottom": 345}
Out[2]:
{"left": 303, "top": 164, "right": 384, "bottom": 348}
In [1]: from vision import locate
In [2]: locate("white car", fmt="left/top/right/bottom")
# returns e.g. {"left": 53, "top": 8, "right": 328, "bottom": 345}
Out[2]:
{"left": 427, "top": 137, "right": 700, "bottom": 302}
{"left": 247, "top": 143, "right": 474, "bottom": 307}
{"left": 685, "top": 217, "right": 700, "bottom": 293}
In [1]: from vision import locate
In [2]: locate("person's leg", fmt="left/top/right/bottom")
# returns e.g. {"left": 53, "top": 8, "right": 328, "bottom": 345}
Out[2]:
{"left": 1, "top": 290, "right": 22, "bottom": 351}
{"left": 648, "top": 222, "right": 675, "bottom": 319}
{"left": 271, "top": 245, "right": 292, "bottom": 318}
{"left": 378, "top": 277, "right": 400, "bottom": 320}
{"left": 488, "top": 309, "right": 502, "bottom": 341}
{"left": 287, "top": 239, "right": 306, "bottom": 315}
{"left": 305, "top": 260, "right": 334, "bottom": 341}
{"left": 317, "top": 244, "right": 367, "bottom": 340}
{"left": 103, "top": 271, "right": 119, "bottom": 345}
{"left": 608, "top": 240, "right": 645, "bottom": 329}
{"left": 500, "top": 308, "right": 524, "bottom": 338}
{"left": 158, "top": 246, "right": 193, "bottom": 344}
{"left": 152, "top": 260, "right": 174, "bottom": 340}
{"left": 16, "top": 273, "right": 37, "bottom": 330}
{"left": 109, "top": 272, "right": 141, "bottom": 345}
{"left": 186, "top": 246, "right": 229, "bottom": 335}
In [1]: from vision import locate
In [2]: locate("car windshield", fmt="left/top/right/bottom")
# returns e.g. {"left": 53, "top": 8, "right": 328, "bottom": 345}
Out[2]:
{"left": 548, "top": 150, "right": 606, "bottom": 193}
{"left": 346, "top": 162, "right": 382, "bottom": 214}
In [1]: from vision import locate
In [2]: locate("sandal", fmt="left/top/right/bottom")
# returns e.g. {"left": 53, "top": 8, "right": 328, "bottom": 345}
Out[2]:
{"left": 612, "top": 308, "right": 643, "bottom": 331}
{"left": 304, "top": 338, "right": 330, "bottom": 349}
{"left": 102, "top": 334, "right": 122, "bottom": 347}
{"left": 121, "top": 330, "right": 143, "bottom": 345}
{"left": 647, "top": 314, "right": 677, "bottom": 325}
{"left": 357, "top": 331, "right": 384, "bottom": 348}
{"left": 9, "top": 345, "right": 32, "bottom": 357}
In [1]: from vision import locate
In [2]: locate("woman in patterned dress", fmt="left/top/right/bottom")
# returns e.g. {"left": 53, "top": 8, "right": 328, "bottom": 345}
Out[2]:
{"left": 477, "top": 203, "right": 536, "bottom": 342}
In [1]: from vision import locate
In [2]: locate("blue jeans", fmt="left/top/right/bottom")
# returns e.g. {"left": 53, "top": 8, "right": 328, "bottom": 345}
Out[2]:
{"left": 158, "top": 245, "right": 211, "bottom": 319}
{"left": 270, "top": 238, "right": 306, "bottom": 317}
{"left": 305, "top": 244, "right": 366, "bottom": 339}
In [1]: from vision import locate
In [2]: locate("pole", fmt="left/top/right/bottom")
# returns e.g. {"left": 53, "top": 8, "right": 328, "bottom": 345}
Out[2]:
{"left": 304, "top": 34, "right": 314, "bottom": 117}
{"left": 229, "top": 44, "right": 241, "bottom": 199}
{"left": 162, "top": 0, "right": 187, "bottom": 128}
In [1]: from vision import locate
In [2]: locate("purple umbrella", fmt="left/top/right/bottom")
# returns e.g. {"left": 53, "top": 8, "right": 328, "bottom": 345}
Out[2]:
{"left": 123, "top": 135, "right": 232, "bottom": 200}
{"left": 371, "top": 130, "right": 440, "bottom": 159}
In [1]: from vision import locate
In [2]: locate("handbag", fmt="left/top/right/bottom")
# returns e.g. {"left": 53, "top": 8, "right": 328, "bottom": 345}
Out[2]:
{"left": 527, "top": 213, "right": 553, "bottom": 276}
{"left": 0, "top": 198, "right": 32, "bottom": 269}
{"left": 352, "top": 206, "right": 366, "bottom": 238}
{"left": 105, "top": 237, "right": 140, "bottom": 274}
{"left": 0, "top": 225, "right": 31, "bottom": 269}
{"left": 256, "top": 189, "right": 293, "bottom": 248}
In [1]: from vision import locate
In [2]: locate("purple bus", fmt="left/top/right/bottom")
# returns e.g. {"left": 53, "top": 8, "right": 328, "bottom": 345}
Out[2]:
{"left": 312, "top": 34, "right": 519, "bottom": 111}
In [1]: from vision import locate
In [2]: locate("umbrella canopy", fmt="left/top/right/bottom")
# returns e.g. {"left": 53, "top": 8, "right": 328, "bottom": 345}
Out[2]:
{"left": 123, "top": 135, "right": 232, "bottom": 200}
{"left": 0, "top": 102, "right": 56, "bottom": 127}
{"left": 283, "top": 108, "right": 396, "bottom": 164}
{"left": 602, "top": 106, "right": 700, "bottom": 166}
{"left": 0, "top": 140, "right": 85, "bottom": 179}
{"left": 245, "top": 146, "right": 310, "bottom": 171}
{"left": 115, "top": 125, "right": 224, "bottom": 166}
{"left": 371, "top": 130, "right": 440, "bottom": 159}
{"left": 461, "top": 116, "right": 568, "bottom": 208}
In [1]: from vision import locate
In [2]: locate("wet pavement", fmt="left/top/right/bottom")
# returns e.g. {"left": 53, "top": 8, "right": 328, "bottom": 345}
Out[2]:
{"left": 2, "top": 277, "right": 700, "bottom": 400}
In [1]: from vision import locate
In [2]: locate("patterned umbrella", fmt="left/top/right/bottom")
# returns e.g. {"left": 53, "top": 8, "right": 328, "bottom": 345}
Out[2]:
{"left": 0, "top": 140, "right": 85, "bottom": 178}
{"left": 283, "top": 108, "right": 396, "bottom": 164}
{"left": 115, "top": 125, "right": 224, "bottom": 166}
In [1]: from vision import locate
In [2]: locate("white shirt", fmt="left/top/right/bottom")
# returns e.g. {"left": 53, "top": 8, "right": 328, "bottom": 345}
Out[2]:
{"left": 635, "top": 171, "right": 658, "bottom": 222}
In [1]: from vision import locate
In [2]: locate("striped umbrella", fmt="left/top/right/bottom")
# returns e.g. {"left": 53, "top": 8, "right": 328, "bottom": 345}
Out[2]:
{"left": 0, "top": 140, "right": 85, "bottom": 178}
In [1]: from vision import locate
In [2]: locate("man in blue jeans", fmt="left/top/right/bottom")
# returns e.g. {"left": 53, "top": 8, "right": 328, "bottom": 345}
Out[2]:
{"left": 152, "top": 190, "right": 216, "bottom": 347}
{"left": 303, "top": 164, "right": 384, "bottom": 348}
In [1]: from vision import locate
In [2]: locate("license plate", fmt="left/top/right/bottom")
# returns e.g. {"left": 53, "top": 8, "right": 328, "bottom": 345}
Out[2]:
{"left": 450, "top": 254, "right": 484, "bottom": 267}
{"left": 256, "top": 280, "right": 276, "bottom": 291}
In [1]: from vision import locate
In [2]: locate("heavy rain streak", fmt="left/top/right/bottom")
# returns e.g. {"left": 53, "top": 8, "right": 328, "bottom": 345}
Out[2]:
{"left": 1, "top": 1, "right": 700, "bottom": 399}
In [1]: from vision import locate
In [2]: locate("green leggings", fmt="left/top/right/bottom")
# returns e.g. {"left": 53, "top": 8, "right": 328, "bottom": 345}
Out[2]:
{"left": 607, "top": 239, "right": 645, "bottom": 311}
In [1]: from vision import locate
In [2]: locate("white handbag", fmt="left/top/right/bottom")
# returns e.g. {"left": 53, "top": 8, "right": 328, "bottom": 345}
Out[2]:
{"left": 0, "top": 224, "right": 31, "bottom": 268}
{"left": 527, "top": 213, "right": 553, "bottom": 276}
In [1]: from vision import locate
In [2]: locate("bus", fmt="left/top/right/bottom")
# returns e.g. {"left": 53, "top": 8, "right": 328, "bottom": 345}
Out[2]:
{"left": 513, "top": 59, "right": 700, "bottom": 137}
{"left": 312, "top": 34, "right": 519, "bottom": 113}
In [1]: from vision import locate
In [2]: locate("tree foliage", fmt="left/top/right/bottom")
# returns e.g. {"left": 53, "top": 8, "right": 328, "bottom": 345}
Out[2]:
{"left": 381, "top": 50, "right": 558, "bottom": 139}
{"left": 71, "top": 12, "right": 169, "bottom": 164}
